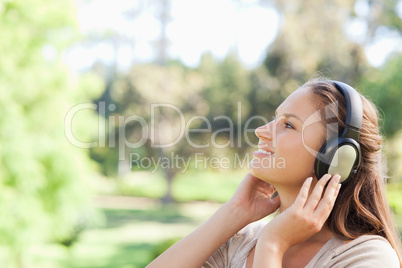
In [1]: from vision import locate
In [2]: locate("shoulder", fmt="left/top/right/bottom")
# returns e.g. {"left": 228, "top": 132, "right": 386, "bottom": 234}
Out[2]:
{"left": 326, "top": 235, "right": 400, "bottom": 267}
{"left": 227, "top": 221, "right": 265, "bottom": 260}
{"left": 233, "top": 220, "right": 266, "bottom": 242}
{"left": 202, "top": 221, "right": 265, "bottom": 268}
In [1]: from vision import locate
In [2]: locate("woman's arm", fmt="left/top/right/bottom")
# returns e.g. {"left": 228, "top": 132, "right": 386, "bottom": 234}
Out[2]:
{"left": 147, "top": 202, "right": 249, "bottom": 268}
{"left": 253, "top": 174, "right": 341, "bottom": 267}
{"left": 147, "top": 173, "right": 280, "bottom": 268}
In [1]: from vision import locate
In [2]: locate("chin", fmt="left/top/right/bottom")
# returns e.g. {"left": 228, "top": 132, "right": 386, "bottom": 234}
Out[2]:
{"left": 248, "top": 157, "right": 286, "bottom": 183}
{"left": 249, "top": 166, "right": 276, "bottom": 184}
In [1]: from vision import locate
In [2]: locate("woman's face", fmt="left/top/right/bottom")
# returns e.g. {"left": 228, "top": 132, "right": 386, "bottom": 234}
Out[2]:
{"left": 249, "top": 86, "right": 326, "bottom": 188}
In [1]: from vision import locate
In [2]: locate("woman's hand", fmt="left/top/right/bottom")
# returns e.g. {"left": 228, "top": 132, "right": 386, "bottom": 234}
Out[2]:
{"left": 226, "top": 173, "right": 281, "bottom": 225}
{"left": 149, "top": 173, "right": 281, "bottom": 268}
{"left": 256, "top": 174, "right": 341, "bottom": 258}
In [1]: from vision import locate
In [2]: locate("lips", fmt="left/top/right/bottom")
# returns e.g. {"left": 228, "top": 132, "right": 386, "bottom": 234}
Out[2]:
{"left": 253, "top": 145, "right": 277, "bottom": 158}
{"left": 256, "top": 140, "right": 276, "bottom": 156}
{"left": 257, "top": 148, "right": 276, "bottom": 156}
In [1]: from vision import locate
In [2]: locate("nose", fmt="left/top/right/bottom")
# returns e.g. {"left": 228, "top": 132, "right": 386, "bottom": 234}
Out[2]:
{"left": 255, "top": 120, "right": 275, "bottom": 141}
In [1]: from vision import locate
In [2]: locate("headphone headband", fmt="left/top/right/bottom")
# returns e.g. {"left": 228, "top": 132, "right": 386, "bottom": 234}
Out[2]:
{"left": 314, "top": 81, "right": 363, "bottom": 183}
{"left": 332, "top": 81, "right": 363, "bottom": 140}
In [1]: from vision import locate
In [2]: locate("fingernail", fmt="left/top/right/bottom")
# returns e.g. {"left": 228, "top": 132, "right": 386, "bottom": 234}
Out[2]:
{"left": 336, "top": 183, "right": 341, "bottom": 192}
{"left": 307, "top": 177, "right": 313, "bottom": 183}
{"left": 334, "top": 175, "right": 341, "bottom": 184}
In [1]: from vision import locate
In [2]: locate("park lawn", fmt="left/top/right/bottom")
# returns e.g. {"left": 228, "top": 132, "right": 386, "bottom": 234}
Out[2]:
{"left": 29, "top": 170, "right": 243, "bottom": 267}
{"left": 29, "top": 207, "right": 402, "bottom": 268}
{"left": 28, "top": 170, "right": 402, "bottom": 267}
{"left": 105, "top": 169, "right": 402, "bottom": 213}
{"left": 111, "top": 169, "right": 245, "bottom": 203}
{"left": 30, "top": 203, "right": 221, "bottom": 268}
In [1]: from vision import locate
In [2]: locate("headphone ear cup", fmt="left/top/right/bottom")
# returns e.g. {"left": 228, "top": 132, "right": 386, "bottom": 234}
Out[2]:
{"left": 314, "top": 137, "right": 361, "bottom": 183}
{"left": 331, "top": 145, "right": 360, "bottom": 183}
{"left": 314, "top": 137, "right": 337, "bottom": 181}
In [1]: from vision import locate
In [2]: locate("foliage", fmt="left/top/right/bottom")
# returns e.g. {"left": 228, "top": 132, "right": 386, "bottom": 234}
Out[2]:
{"left": 108, "top": 63, "right": 208, "bottom": 202}
{"left": 111, "top": 170, "right": 243, "bottom": 203}
{"left": 387, "top": 182, "right": 402, "bottom": 214}
{"left": 91, "top": 56, "right": 258, "bottom": 202}
{"left": 198, "top": 53, "right": 252, "bottom": 121}
{"left": 358, "top": 53, "right": 402, "bottom": 138}
{"left": 0, "top": 0, "right": 102, "bottom": 266}
{"left": 86, "top": 0, "right": 402, "bottom": 205}
{"left": 265, "top": 0, "right": 368, "bottom": 85}
{"left": 361, "top": 0, "right": 402, "bottom": 35}
{"left": 94, "top": 63, "right": 206, "bottom": 174}
{"left": 357, "top": 53, "right": 402, "bottom": 182}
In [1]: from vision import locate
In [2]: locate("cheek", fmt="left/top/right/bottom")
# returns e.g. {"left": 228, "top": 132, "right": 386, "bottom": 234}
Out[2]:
{"left": 282, "top": 138, "right": 315, "bottom": 162}
{"left": 302, "top": 124, "right": 326, "bottom": 156}
{"left": 277, "top": 133, "right": 318, "bottom": 176}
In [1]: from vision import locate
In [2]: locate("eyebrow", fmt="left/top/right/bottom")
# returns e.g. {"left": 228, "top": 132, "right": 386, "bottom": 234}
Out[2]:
{"left": 275, "top": 111, "right": 303, "bottom": 122}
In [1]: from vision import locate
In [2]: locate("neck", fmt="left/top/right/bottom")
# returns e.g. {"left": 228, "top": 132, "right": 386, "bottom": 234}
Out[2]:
{"left": 275, "top": 184, "right": 301, "bottom": 213}
{"left": 274, "top": 182, "right": 334, "bottom": 243}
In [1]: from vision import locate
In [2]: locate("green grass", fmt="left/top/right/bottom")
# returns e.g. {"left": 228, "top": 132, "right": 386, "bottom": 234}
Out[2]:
{"left": 118, "top": 170, "right": 402, "bottom": 214}
{"left": 29, "top": 203, "right": 221, "bottom": 268}
{"left": 110, "top": 169, "right": 245, "bottom": 203}
{"left": 172, "top": 170, "right": 243, "bottom": 202}
{"left": 28, "top": 169, "right": 245, "bottom": 268}
{"left": 30, "top": 206, "right": 402, "bottom": 268}
{"left": 27, "top": 170, "right": 402, "bottom": 268}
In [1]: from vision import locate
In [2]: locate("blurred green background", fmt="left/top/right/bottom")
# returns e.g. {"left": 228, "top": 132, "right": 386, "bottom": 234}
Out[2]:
{"left": 0, "top": 0, "right": 401, "bottom": 267}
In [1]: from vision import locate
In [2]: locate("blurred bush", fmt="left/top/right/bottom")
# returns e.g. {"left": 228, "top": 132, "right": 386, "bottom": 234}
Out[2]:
{"left": 0, "top": 0, "right": 103, "bottom": 266}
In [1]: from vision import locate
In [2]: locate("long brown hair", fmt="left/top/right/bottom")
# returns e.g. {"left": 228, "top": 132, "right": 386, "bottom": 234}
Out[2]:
{"left": 304, "top": 78, "right": 402, "bottom": 266}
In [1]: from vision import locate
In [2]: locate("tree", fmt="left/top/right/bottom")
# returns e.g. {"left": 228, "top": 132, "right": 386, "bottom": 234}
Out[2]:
{"left": 357, "top": 53, "right": 402, "bottom": 182}
{"left": 0, "top": 0, "right": 102, "bottom": 266}
{"left": 358, "top": 53, "right": 402, "bottom": 138}
{"left": 264, "top": 0, "right": 369, "bottom": 86}
{"left": 107, "top": 63, "right": 205, "bottom": 202}
{"left": 262, "top": 0, "right": 401, "bottom": 85}
{"left": 93, "top": 54, "right": 261, "bottom": 203}
{"left": 198, "top": 53, "right": 256, "bottom": 154}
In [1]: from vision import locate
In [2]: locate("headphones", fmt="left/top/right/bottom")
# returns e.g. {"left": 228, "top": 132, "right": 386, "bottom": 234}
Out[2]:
{"left": 314, "top": 81, "right": 363, "bottom": 184}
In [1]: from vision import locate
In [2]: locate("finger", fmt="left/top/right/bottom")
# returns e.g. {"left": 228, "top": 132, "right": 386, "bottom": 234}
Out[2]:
{"left": 294, "top": 177, "right": 313, "bottom": 209}
{"left": 313, "top": 174, "right": 341, "bottom": 217}
{"left": 304, "top": 174, "right": 332, "bottom": 212}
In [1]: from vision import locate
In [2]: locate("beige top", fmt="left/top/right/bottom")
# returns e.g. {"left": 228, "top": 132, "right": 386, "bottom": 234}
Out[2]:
{"left": 202, "top": 221, "right": 400, "bottom": 268}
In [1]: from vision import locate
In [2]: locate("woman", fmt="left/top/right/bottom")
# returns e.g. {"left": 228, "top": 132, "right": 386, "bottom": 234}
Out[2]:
{"left": 147, "top": 78, "right": 402, "bottom": 267}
